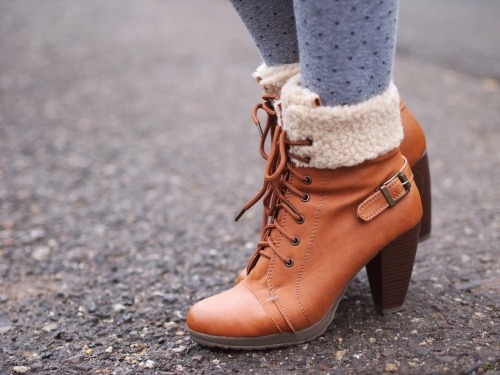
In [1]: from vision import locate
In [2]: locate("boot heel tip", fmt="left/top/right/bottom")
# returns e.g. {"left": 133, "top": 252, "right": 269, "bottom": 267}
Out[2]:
{"left": 377, "top": 304, "right": 405, "bottom": 315}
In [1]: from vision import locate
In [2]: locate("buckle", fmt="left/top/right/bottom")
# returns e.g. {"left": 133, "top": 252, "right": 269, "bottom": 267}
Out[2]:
{"left": 380, "top": 172, "right": 411, "bottom": 207}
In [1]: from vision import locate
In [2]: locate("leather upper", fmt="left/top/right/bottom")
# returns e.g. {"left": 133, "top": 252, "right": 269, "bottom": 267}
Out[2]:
{"left": 400, "top": 101, "right": 426, "bottom": 165}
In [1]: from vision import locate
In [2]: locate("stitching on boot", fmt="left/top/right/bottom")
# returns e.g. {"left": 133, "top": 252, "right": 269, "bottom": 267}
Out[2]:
{"left": 242, "top": 281, "right": 283, "bottom": 334}
{"left": 295, "top": 171, "right": 327, "bottom": 327}
{"left": 268, "top": 186, "right": 298, "bottom": 333}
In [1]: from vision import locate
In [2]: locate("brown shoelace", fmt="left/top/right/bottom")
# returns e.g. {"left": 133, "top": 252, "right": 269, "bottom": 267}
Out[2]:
{"left": 236, "top": 125, "right": 312, "bottom": 267}
{"left": 251, "top": 93, "right": 280, "bottom": 160}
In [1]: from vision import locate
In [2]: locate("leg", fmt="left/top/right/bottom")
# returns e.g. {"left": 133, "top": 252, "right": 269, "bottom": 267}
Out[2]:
{"left": 293, "top": 0, "right": 399, "bottom": 106}
{"left": 228, "top": 0, "right": 301, "bottom": 94}
{"left": 228, "top": 0, "right": 299, "bottom": 66}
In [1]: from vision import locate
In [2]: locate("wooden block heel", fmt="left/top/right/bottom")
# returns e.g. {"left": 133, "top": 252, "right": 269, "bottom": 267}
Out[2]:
{"left": 365, "top": 223, "right": 421, "bottom": 314}
{"left": 412, "top": 152, "right": 432, "bottom": 241}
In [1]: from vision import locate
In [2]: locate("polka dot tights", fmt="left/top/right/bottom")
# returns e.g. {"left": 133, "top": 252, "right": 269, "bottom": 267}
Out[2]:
{"left": 228, "top": 0, "right": 399, "bottom": 107}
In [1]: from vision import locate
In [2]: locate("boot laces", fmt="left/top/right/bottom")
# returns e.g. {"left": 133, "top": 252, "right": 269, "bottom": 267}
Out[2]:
{"left": 251, "top": 93, "right": 280, "bottom": 160}
{"left": 236, "top": 124, "right": 312, "bottom": 267}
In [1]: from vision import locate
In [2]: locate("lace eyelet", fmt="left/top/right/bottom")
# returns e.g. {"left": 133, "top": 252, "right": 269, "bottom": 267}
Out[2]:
{"left": 296, "top": 215, "right": 304, "bottom": 224}
{"left": 304, "top": 176, "right": 312, "bottom": 185}
{"left": 291, "top": 236, "right": 300, "bottom": 246}
{"left": 301, "top": 193, "right": 310, "bottom": 202}
{"left": 284, "top": 258, "right": 294, "bottom": 267}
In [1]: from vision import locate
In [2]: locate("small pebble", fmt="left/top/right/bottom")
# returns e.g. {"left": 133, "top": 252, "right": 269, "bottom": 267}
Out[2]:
{"left": 30, "top": 228, "right": 46, "bottom": 240}
{"left": 112, "top": 304, "right": 126, "bottom": 312}
{"left": 144, "top": 360, "right": 155, "bottom": 369}
{"left": 171, "top": 346, "right": 186, "bottom": 353}
{"left": 42, "top": 323, "right": 58, "bottom": 332}
{"left": 335, "top": 350, "right": 346, "bottom": 361}
{"left": 0, "top": 323, "right": 13, "bottom": 334}
{"left": 32, "top": 246, "right": 51, "bottom": 261}
{"left": 13, "top": 366, "right": 30, "bottom": 374}
{"left": 385, "top": 363, "right": 397, "bottom": 372}
{"left": 105, "top": 346, "right": 113, "bottom": 353}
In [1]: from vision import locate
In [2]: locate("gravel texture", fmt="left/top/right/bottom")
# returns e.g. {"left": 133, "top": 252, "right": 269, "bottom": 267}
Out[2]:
{"left": 1, "top": 1, "right": 499, "bottom": 374}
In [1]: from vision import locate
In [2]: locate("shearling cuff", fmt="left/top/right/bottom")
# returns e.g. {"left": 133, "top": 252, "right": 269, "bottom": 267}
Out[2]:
{"left": 281, "top": 74, "right": 403, "bottom": 169}
{"left": 252, "top": 63, "right": 301, "bottom": 95}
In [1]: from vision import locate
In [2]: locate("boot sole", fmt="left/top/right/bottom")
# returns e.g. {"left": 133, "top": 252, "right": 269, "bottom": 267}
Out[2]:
{"left": 189, "top": 224, "right": 421, "bottom": 350}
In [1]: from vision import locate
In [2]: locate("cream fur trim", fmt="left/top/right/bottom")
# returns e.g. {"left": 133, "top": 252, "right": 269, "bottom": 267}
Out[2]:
{"left": 252, "top": 63, "right": 301, "bottom": 95}
{"left": 281, "top": 74, "right": 403, "bottom": 169}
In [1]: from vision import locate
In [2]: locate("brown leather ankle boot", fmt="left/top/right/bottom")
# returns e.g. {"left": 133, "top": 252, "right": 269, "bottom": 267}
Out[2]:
{"left": 187, "top": 79, "right": 423, "bottom": 349}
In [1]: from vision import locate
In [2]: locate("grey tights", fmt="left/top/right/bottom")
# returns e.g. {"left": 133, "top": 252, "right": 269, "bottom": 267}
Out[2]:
{"left": 228, "top": 0, "right": 399, "bottom": 107}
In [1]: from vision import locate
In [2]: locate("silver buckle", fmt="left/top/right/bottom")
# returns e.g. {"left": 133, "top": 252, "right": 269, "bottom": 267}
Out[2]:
{"left": 380, "top": 172, "right": 411, "bottom": 207}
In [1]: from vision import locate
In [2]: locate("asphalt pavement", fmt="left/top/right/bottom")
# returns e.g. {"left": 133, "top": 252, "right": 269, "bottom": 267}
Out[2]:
{"left": 1, "top": 1, "right": 499, "bottom": 374}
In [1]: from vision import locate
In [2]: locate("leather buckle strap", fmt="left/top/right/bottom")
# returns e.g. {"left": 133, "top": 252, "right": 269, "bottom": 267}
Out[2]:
{"left": 357, "top": 157, "right": 414, "bottom": 222}
{"left": 380, "top": 171, "right": 411, "bottom": 207}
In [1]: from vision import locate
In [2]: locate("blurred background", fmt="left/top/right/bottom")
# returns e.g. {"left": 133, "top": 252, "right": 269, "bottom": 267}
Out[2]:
{"left": 1, "top": 1, "right": 499, "bottom": 374}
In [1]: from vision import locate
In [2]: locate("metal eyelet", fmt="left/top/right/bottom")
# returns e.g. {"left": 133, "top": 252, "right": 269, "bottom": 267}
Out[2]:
{"left": 284, "top": 258, "right": 294, "bottom": 267}
{"left": 296, "top": 215, "right": 304, "bottom": 224}
{"left": 291, "top": 236, "right": 300, "bottom": 246}
{"left": 304, "top": 176, "right": 312, "bottom": 185}
{"left": 301, "top": 193, "right": 310, "bottom": 202}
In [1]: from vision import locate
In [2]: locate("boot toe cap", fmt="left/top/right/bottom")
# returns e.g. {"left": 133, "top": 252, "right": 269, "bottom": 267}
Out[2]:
{"left": 187, "top": 282, "right": 281, "bottom": 338}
